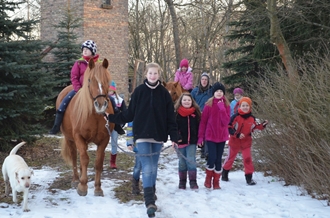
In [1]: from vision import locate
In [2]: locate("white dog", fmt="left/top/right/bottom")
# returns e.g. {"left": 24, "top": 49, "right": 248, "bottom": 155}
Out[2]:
{"left": 2, "top": 141, "right": 33, "bottom": 212}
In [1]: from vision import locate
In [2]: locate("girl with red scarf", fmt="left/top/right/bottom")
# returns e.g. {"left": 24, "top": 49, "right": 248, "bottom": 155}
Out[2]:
{"left": 222, "top": 97, "right": 268, "bottom": 185}
{"left": 174, "top": 93, "right": 201, "bottom": 190}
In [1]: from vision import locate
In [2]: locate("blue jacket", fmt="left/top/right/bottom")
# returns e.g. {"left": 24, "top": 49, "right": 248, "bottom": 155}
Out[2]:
{"left": 230, "top": 99, "right": 239, "bottom": 117}
{"left": 191, "top": 86, "right": 213, "bottom": 111}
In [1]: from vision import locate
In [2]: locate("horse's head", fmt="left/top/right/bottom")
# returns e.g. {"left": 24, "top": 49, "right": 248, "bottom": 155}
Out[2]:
{"left": 163, "top": 81, "right": 183, "bottom": 103}
{"left": 86, "top": 59, "right": 111, "bottom": 114}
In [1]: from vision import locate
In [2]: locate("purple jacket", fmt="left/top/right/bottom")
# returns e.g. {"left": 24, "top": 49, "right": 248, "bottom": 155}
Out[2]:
{"left": 198, "top": 97, "right": 230, "bottom": 144}
{"left": 174, "top": 67, "right": 194, "bottom": 91}
{"left": 71, "top": 59, "right": 88, "bottom": 92}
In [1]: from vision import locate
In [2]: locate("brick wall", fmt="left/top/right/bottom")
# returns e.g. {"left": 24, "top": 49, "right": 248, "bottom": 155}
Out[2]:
{"left": 40, "top": 0, "right": 129, "bottom": 100}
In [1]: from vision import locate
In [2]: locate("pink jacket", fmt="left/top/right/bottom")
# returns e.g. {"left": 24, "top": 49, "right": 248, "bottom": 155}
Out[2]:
{"left": 198, "top": 97, "right": 230, "bottom": 144}
{"left": 71, "top": 59, "right": 88, "bottom": 92}
{"left": 174, "top": 67, "right": 193, "bottom": 91}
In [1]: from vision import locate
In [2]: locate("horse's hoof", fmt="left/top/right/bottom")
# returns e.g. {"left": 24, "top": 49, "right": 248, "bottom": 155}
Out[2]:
{"left": 77, "top": 184, "right": 88, "bottom": 196}
{"left": 94, "top": 190, "right": 104, "bottom": 197}
{"left": 77, "top": 188, "right": 88, "bottom": 196}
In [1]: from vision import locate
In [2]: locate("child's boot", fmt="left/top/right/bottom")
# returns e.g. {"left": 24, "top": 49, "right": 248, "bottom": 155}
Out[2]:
{"left": 204, "top": 167, "right": 214, "bottom": 188}
{"left": 178, "top": 171, "right": 187, "bottom": 189}
{"left": 188, "top": 170, "right": 199, "bottom": 189}
{"left": 49, "top": 111, "right": 64, "bottom": 134}
{"left": 221, "top": 169, "right": 229, "bottom": 181}
{"left": 110, "top": 154, "right": 117, "bottom": 169}
{"left": 213, "top": 170, "right": 221, "bottom": 189}
{"left": 144, "top": 187, "right": 157, "bottom": 217}
{"left": 245, "top": 174, "right": 256, "bottom": 185}
{"left": 153, "top": 185, "right": 157, "bottom": 200}
{"left": 131, "top": 177, "right": 140, "bottom": 195}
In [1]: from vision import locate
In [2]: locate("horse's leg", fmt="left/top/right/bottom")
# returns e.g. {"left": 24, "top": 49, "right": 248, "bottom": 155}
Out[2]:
{"left": 75, "top": 137, "right": 89, "bottom": 196}
{"left": 94, "top": 138, "right": 108, "bottom": 196}
{"left": 68, "top": 140, "right": 80, "bottom": 188}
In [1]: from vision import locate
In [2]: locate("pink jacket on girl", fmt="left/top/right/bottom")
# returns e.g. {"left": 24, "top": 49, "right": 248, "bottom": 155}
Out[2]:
{"left": 70, "top": 59, "right": 88, "bottom": 92}
{"left": 198, "top": 97, "right": 230, "bottom": 144}
{"left": 70, "top": 55, "right": 100, "bottom": 92}
{"left": 174, "top": 67, "right": 194, "bottom": 91}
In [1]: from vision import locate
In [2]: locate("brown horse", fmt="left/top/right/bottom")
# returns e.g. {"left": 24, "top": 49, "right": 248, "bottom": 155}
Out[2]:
{"left": 163, "top": 81, "right": 187, "bottom": 103}
{"left": 57, "top": 59, "right": 114, "bottom": 197}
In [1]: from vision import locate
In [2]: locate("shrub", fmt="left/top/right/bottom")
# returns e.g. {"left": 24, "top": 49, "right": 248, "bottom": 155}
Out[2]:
{"left": 250, "top": 55, "right": 330, "bottom": 203}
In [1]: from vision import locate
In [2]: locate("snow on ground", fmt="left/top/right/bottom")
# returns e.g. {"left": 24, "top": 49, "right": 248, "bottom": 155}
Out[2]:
{"left": 0, "top": 138, "right": 329, "bottom": 218}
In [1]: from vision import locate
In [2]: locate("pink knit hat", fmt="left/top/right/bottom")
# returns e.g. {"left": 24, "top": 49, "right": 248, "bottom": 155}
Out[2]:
{"left": 180, "top": 59, "right": 189, "bottom": 68}
{"left": 233, "top": 88, "right": 244, "bottom": 95}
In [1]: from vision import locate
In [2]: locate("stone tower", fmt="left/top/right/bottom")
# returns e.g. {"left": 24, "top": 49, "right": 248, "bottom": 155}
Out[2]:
{"left": 40, "top": 0, "right": 129, "bottom": 100}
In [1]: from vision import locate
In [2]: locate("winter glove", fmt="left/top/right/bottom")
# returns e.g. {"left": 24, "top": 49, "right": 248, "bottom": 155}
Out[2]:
{"left": 217, "top": 101, "right": 226, "bottom": 111}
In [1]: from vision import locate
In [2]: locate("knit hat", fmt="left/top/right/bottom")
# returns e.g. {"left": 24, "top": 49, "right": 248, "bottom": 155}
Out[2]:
{"left": 109, "top": 80, "right": 116, "bottom": 91}
{"left": 180, "top": 59, "right": 189, "bottom": 68}
{"left": 212, "top": 82, "right": 226, "bottom": 95}
{"left": 239, "top": 97, "right": 252, "bottom": 107}
{"left": 81, "top": 40, "right": 97, "bottom": 56}
{"left": 233, "top": 88, "right": 244, "bottom": 95}
{"left": 201, "top": 72, "right": 209, "bottom": 80}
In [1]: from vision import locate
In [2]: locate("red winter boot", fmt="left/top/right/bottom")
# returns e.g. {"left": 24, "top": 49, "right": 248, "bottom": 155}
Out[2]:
{"left": 204, "top": 168, "right": 214, "bottom": 188}
{"left": 110, "top": 154, "right": 117, "bottom": 169}
{"left": 213, "top": 170, "right": 221, "bottom": 189}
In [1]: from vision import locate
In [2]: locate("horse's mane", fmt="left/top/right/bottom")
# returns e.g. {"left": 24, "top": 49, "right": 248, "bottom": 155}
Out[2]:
{"left": 73, "top": 60, "right": 111, "bottom": 127}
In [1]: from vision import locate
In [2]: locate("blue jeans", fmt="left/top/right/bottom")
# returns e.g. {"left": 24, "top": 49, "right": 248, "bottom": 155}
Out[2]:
{"left": 136, "top": 142, "right": 162, "bottom": 188}
{"left": 133, "top": 155, "right": 142, "bottom": 181}
{"left": 58, "top": 90, "right": 76, "bottom": 112}
{"left": 178, "top": 144, "right": 197, "bottom": 172}
{"left": 206, "top": 141, "right": 225, "bottom": 171}
{"left": 110, "top": 130, "right": 118, "bottom": 155}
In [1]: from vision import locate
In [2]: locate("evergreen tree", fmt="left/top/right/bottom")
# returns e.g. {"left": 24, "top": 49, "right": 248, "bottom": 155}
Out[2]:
{"left": 50, "top": 7, "right": 82, "bottom": 96}
{"left": 222, "top": 0, "right": 279, "bottom": 92}
{"left": 0, "top": 0, "right": 53, "bottom": 150}
{"left": 222, "top": 0, "right": 330, "bottom": 92}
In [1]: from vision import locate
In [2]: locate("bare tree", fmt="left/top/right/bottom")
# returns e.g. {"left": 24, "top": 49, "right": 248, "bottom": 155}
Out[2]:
{"left": 267, "top": 0, "right": 298, "bottom": 81}
{"left": 164, "top": 0, "right": 182, "bottom": 68}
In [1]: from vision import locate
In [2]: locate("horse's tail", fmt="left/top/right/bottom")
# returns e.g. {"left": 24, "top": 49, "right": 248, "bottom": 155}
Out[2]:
{"left": 61, "top": 138, "right": 73, "bottom": 166}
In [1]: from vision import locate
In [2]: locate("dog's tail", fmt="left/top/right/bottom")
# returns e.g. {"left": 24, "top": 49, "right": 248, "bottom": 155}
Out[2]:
{"left": 9, "top": 141, "right": 26, "bottom": 155}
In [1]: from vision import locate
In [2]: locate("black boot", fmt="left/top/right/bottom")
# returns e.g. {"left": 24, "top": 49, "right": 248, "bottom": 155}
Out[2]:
{"left": 221, "top": 169, "right": 229, "bottom": 182}
{"left": 153, "top": 185, "right": 157, "bottom": 200}
{"left": 245, "top": 174, "right": 256, "bottom": 185}
{"left": 188, "top": 171, "right": 199, "bottom": 189}
{"left": 132, "top": 178, "right": 140, "bottom": 195}
{"left": 49, "top": 111, "right": 64, "bottom": 135}
{"left": 178, "top": 171, "right": 187, "bottom": 189}
{"left": 144, "top": 187, "right": 157, "bottom": 217}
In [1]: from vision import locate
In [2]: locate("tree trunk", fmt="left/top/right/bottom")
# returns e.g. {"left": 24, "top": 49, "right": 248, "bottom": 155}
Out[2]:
{"left": 165, "top": 0, "right": 181, "bottom": 68}
{"left": 267, "top": 0, "right": 298, "bottom": 81}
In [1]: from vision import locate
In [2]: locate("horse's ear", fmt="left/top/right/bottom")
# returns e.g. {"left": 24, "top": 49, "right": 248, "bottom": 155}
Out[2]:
{"left": 162, "top": 81, "right": 167, "bottom": 87}
{"left": 102, "top": 59, "right": 109, "bottom": 69}
{"left": 89, "top": 58, "right": 95, "bottom": 69}
{"left": 174, "top": 81, "right": 179, "bottom": 87}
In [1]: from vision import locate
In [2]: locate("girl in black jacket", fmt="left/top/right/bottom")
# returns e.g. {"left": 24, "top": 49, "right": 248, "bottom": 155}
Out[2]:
{"left": 174, "top": 93, "right": 201, "bottom": 190}
{"left": 106, "top": 63, "right": 178, "bottom": 218}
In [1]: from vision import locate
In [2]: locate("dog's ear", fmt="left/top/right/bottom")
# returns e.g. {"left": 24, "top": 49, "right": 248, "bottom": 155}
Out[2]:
{"left": 30, "top": 169, "right": 34, "bottom": 176}
{"left": 15, "top": 171, "right": 19, "bottom": 180}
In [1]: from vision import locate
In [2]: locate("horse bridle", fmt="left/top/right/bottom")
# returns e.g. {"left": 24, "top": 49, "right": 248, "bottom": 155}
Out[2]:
{"left": 88, "top": 78, "right": 108, "bottom": 101}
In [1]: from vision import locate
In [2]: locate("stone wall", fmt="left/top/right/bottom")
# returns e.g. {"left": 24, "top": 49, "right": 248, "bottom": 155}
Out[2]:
{"left": 40, "top": 0, "right": 129, "bottom": 100}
